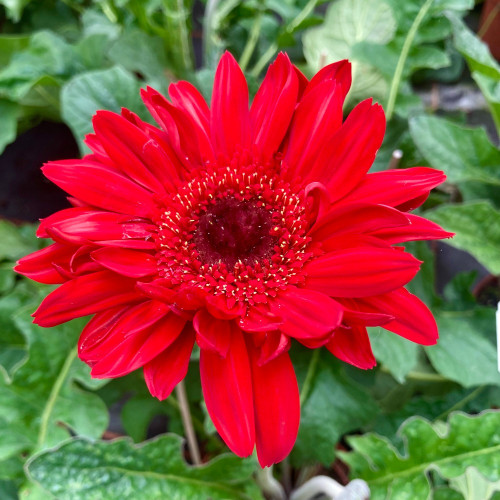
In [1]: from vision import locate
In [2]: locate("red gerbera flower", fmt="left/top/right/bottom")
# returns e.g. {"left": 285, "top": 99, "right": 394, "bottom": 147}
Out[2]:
{"left": 15, "top": 52, "right": 452, "bottom": 467}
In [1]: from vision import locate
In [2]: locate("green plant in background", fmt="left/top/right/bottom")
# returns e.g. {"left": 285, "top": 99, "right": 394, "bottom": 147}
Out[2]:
{"left": 0, "top": 0, "right": 499, "bottom": 498}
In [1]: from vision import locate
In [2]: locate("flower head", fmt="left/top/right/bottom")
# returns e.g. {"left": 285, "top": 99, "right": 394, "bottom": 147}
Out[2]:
{"left": 15, "top": 52, "right": 452, "bottom": 467}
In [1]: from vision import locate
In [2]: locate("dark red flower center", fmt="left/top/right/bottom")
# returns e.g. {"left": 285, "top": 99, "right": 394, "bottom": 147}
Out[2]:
{"left": 193, "top": 197, "right": 276, "bottom": 268}
{"left": 154, "top": 156, "right": 313, "bottom": 307}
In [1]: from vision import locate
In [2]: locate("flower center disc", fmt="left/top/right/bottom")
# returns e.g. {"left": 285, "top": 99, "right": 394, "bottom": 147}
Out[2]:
{"left": 193, "top": 197, "right": 275, "bottom": 268}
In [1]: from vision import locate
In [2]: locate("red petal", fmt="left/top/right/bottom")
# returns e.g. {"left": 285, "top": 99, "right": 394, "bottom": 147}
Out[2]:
{"left": 90, "top": 309, "right": 185, "bottom": 378}
{"left": 144, "top": 324, "right": 196, "bottom": 400}
{"left": 33, "top": 271, "right": 141, "bottom": 327}
{"left": 339, "top": 167, "right": 446, "bottom": 211}
{"left": 38, "top": 208, "right": 154, "bottom": 245}
{"left": 210, "top": 52, "right": 250, "bottom": 158}
{"left": 247, "top": 344, "right": 300, "bottom": 467}
{"left": 141, "top": 87, "right": 214, "bottom": 166}
{"left": 193, "top": 309, "right": 232, "bottom": 357}
{"left": 200, "top": 326, "right": 255, "bottom": 457}
{"left": 92, "top": 111, "right": 168, "bottom": 193}
{"left": 358, "top": 288, "right": 438, "bottom": 345}
{"left": 239, "top": 303, "right": 283, "bottom": 332}
{"left": 256, "top": 331, "right": 291, "bottom": 366}
{"left": 91, "top": 247, "right": 157, "bottom": 278}
{"left": 42, "top": 160, "right": 156, "bottom": 218}
{"left": 15, "top": 243, "right": 74, "bottom": 284}
{"left": 368, "top": 213, "right": 454, "bottom": 243}
{"left": 284, "top": 80, "right": 343, "bottom": 179}
{"left": 303, "top": 59, "right": 351, "bottom": 100}
{"left": 310, "top": 203, "right": 409, "bottom": 242}
{"left": 169, "top": 80, "right": 210, "bottom": 133}
{"left": 269, "top": 287, "right": 343, "bottom": 339}
{"left": 326, "top": 325, "right": 376, "bottom": 369}
{"left": 250, "top": 53, "right": 298, "bottom": 160}
{"left": 305, "top": 99, "right": 385, "bottom": 196}
{"left": 305, "top": 247, "right": 421, "bottom": 297}
{"left": 78, "top": 306, "right": 126, "bottom": 360}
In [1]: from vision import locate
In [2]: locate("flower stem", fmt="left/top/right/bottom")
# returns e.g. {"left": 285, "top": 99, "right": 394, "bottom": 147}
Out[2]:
{"left": 435, "top": 386, "right": 486, "bottom": 421}
{"left": 385, "top": 0, "right": 434, "bottom": 120}
{"left": 175, "top": 380, "right": 202, "bottom": 465}
{"left": 38, "top": 346, "right": 77, "bottom": 448}
{"left": 250, "top": 0, "right": 319, "bottom": 77}
{"left": 300, "top": 348, "right": 320, "bottom": 406}
{"left": 239, "top": 13, "right": 263, "bottom": 71}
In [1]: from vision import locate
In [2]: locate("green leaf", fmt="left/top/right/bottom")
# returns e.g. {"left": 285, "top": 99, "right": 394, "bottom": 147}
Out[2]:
{"left": 291, "top": 349, "right": 379, "bottom": 466}
{"left": 0, "top": 293, "right": 28, "bottom": 384}
{"left": 369, "top": 329, "right": 418, "bottom": 383}
{"left": 0, "top": 35, "right": 30, "bottom": 68}
{"left": 302, "top": 0, "right": 396, "bottom": 102}
{"left": 121, "top": 396, "right": 166, "bottom": 442}
{"left": 427, "top": 201, "right": 500, "bottom": 274}
{"left": 410, "top": 115, "right": 500, "bottom": 186}
{"left": 61, "top": 66, "right": 147, "bottom": 152}
{"left": 0, "top": 480, "right": 17, "bottom": 500}
{"left": 425, "top": 308, "right": 500, "bottom": 387}
{"left": 473, "top": 72, "right": 500, "bottom": 135}
{"left": 0, "top": 0, "right": 31, "bottom": 22}
{"left": 0, "top": 293, "right": 109, "bottom": 461}
{"left": 341, "top": 411, "right": 500, "bottom": 499}
{"left": 0, "top": 221, "right": 40, "bottom": 261}
{"left": 27, "top": 434, "right": 262, "bottom": 500}
{"left": 0, "top": 31, "right": 80, "bottom": 101}
{"left": 449, "top": 13, "right": 500, "bottom": 80}
{"left": 0, "top": 99, "right": 18, "bottom": 154}
{"left": 108, "top": 28, "right": 170, "bottom": 91}
{"left": 450, "top": 467, "right": 500, "bottom": 500}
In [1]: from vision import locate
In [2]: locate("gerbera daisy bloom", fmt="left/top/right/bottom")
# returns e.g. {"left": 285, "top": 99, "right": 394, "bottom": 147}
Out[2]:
{"left": 15, "top": 52, "right": 451, "bottom": 467}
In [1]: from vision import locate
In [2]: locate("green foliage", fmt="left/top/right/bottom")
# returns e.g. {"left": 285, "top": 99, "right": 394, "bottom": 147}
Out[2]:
{"left": 304, "top": 0, "right": 472, "bottom": 112}
{"left": 303, "top": 0, "right": 396, "bottom": 102}
{"left": 448, "top": 13, "right": 500, "bottom": 134}
{"left": 291, "top": 348, "right": 379, "bottom": 466}
{"left": 61, "top": 66, "right": 148, "bottom": 152}
{"left": 342, "top": 411, "right": 500, "bottom": 499}
{"left": 428, "top": 202, "right": 500, "bottom": 275}
{"left": 27, "top": 434, "right": 263, "bottom": 500}
{"left": 410, "top": 115, "right": 500, "bottom": 186}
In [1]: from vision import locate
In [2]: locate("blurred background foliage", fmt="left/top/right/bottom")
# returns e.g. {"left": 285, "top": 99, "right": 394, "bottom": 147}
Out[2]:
{"left": 0, "top": 0, "right": 499, "bottom": 499}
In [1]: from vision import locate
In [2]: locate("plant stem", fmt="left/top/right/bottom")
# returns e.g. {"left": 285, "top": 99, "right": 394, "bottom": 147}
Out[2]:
{"left": 38, "top": 346, "right": 77, "bottom": 448}
{"left": 175, "top": 380, "right": 202, "bottom": 465}
{"left": 163, "top": 0, "right": 193, "bottom": 74}
{"left": 239, "top": 13, "right": 263, "bottom": 71}
{"left": 203, "top": 0, "right": 220, "bottom": 68}
{"left": 435, "top": 386, "right": 486, "bottom": 421}
{"left": 385, "top": 0, "right": 434, "bottom": 120}
{"left": 250, "top": 0, "right": 319, "bottom": 77}
{"left": 300, "top": 349, "right": 320, "bottom": 406}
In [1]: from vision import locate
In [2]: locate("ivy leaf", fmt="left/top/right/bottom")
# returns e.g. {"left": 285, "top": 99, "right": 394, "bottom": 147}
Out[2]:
{"left": 341, "top": 411, "right": 500, "bottom": 499}
{"left": 291, "top": 349, "right": 379, "bottom": 466}
{"left": 427, "top": 201, "right": 500, "bottom": 275}
{"left": 26, "top": 434, "right": 263, "bottom": 500}
{"left": 450, "top": 467, "right": 500, "bottom": 500}
{"left": 409, "top": 114, "right": 500, "bottom": 186}
{"left": 302, "top": 0, "right": 396, "bottom": 103}
{"left": 61, "top": 66, "right": 148, "bottom": 153}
